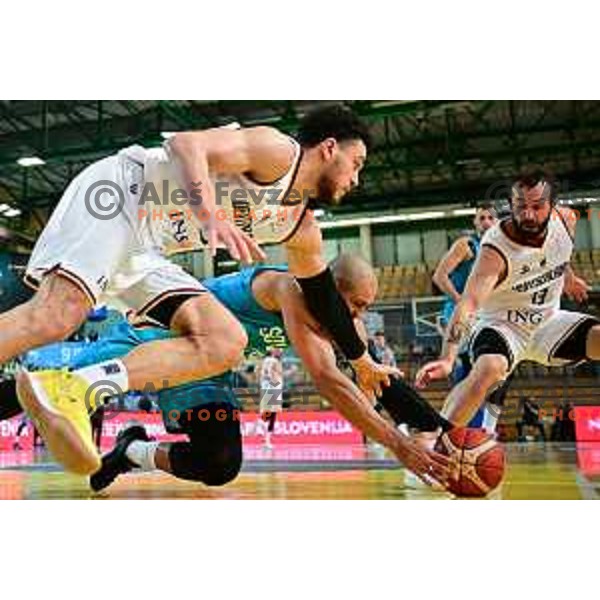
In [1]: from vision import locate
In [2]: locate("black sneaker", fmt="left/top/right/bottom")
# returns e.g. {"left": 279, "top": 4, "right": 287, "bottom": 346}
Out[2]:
{"left": 90, "top": 424, "right": 151, "bottom": 492}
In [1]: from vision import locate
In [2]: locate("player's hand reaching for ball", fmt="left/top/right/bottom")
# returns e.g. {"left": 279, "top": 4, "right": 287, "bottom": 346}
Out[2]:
{"left": 350, "top": 353, "right": 403, "bottom": 401}
{"left": 392, "top": 434, "right": 449, "bottom": 487}
{"left": 414, "top": 358, "right": 454, "bottom": 389}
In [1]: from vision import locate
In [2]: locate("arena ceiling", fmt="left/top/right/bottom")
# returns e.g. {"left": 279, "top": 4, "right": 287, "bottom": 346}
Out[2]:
{"left": 2, "top": 100, "right": 600, "bottom": 239}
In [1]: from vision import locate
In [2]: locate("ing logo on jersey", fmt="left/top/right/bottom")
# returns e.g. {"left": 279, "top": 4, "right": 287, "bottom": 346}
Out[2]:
{"left": 506, "top": 308, "right": 545, "bottom": 325}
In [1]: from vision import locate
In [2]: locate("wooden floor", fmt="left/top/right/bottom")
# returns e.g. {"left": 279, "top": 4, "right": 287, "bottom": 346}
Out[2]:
{"left": 0, "top": 442, "right": 598, "bottom": 500}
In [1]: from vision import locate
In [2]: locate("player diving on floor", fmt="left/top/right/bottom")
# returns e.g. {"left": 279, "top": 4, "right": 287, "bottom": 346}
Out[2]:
{"left": 3, "top": 255, "right": 451, "bottom": 490}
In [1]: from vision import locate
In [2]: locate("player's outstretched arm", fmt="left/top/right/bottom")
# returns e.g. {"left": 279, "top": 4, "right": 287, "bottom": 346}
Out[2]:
{"left": 280, "top": 294, "right": 448, "bottom": 484}
{"left": 285, "top": 214, "right": 401, "bottom": 401}
{"left": 168, "top": 126, "right": 292, "bottom": 262}
{"left": 432, "top": 237, "right": 473, "bottom": 303}
{"left": 415, "top": 246, "right": 503, "bottom": 389}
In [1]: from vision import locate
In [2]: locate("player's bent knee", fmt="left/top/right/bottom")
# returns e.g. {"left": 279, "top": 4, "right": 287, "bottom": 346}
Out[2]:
{"left": 472, "top": 355, "right": 508, "bottom": 389}
{"left": 221, "top": 322, "right": 248, "bottom": 363}
{"left": 186, "top": 324, "right": 246, "bottom": 371}
{"left": 25, "top": 299, "right": 86, "bottom": 344}
{"left": 185, "top": 451, "right": 242, "bottom": 486}
{"left": 207, "top": 317, "right": 248, "bottom": 369}
{"left": 200, "top": 457, "right": 242, "bottom": 487}
{"left": 173, "top": 296, "right": 249, "bottom": 366}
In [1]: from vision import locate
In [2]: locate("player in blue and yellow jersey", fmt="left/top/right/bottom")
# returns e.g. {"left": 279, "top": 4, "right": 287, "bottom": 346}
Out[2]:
{"left": 6, "top": 255, "right": 450, "bottom": 491}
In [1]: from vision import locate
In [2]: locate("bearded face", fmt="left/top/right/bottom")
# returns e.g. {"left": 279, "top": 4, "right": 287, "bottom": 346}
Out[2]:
{"left": 510, "top": 181, "right": 553, "bottom": 237}
{"left": 512, "top": 207, "right": 552, "bottom": 235}
{"left": 314, "top": 139, "right": 366, "bottom": 206}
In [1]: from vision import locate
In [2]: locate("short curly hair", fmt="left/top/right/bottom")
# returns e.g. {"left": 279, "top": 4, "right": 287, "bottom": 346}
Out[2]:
{"left": 297, "top": 104, "right": 372, "bottom": 151}
{"left": 512, "top": 168, "right": 559, "bottom": 204}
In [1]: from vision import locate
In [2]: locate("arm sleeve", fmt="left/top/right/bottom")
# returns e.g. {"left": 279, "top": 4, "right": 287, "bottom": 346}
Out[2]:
{"left": 368, "top": 345, "right": 452, "bottom": 432}
{"left": 296, "top": 267, "right": 366, "bottom": 360}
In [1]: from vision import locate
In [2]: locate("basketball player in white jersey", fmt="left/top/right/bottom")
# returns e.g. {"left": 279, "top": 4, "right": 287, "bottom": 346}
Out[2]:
{"left": 257, "top": 348, "right": 284, "bottom": 449}
{"left": 9, "top": 105, "right": 399, "bottom": 474}
{"left": 415, "top": 171, "right": 594, "bottom": 427}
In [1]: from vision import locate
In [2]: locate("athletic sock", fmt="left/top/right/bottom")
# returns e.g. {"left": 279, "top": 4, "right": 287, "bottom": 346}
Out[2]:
{"left": 126, "top": 440, "right": 159, "bottom": 471}
{"left": 482, "top": 404, "right": 500, "bottom": 434}
{"left": 74, "top": 359, "right": 130, "bottom": 408}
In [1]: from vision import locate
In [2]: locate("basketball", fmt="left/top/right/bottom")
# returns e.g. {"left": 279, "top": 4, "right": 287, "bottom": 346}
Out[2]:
{"left": 435, "top": 427, "right": 506, "bottom": 497}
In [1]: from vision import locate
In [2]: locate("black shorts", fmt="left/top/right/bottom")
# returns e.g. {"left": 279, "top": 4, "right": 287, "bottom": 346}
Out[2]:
{"left": 167, "top": 402, "right": 243, "bottom": 485}
{"left": 470, "top": 327, "right": 514, "bottom": 368}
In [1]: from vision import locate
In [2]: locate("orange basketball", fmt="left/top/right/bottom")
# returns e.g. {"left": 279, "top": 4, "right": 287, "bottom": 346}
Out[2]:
{"left": 435, "top": 427, "right": 506, "bottom": 497}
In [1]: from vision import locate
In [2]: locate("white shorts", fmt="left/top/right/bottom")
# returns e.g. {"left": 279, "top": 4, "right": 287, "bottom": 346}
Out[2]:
{"left": 25, "top": 151, "right": 205, "bottom": 313}
{"left": 469, "top": 309, "right": 599, "bottom": 372}
{"left": 259, "top": 385, "right": 283, "bottom": 413}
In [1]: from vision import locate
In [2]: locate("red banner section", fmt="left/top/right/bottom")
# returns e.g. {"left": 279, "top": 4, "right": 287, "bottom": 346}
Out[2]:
{"left": 240, "top": 411, "right": 363, "bottom": 445}
{"left": 101, "top": 410, "right": 363, "bottom": 450}
{"left": 0, "top": 417, "right": 33, "bottom": 451}
{"left": 574, "top": 406, "right": 600, "bottom": 442}
{"left": 0, "top": 411, "right": 363, "bottom": 453}
{"left": 575, "top": 406, "right": 600, "bottom": 476}
{"left": 99, "top": 412, "right": 184, "bottom": 451}
{"left": 99, "top": 410, "right": 362, "bottom": 448}
{"left": 577, "top": 445, "right": 600, "bottom": 476}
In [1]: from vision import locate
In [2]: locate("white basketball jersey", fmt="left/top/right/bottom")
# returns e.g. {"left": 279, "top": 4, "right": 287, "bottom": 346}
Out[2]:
{"left": 478, "top": 210, "right": 573, "bottom": 329}
{"left": 260, "top": 356, "right": 283, "bottom": 389}
{"left": 120, "top": 136, "right": 306, "bottom": 256}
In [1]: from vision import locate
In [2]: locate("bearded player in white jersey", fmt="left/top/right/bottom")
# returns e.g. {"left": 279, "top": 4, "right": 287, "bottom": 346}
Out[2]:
{"left": 6, "top": 105, "right": 400, "bottom": 474}
{"left": 416, "top": 171, "right": 593, "bottom": 426}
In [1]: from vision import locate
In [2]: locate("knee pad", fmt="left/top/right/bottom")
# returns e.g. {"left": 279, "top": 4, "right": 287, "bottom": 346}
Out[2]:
{"left": 200, "top": 454, "right": 242, "bottom": 487}
{"left": 169, "top": 442, "right": 242, "bottom": 486}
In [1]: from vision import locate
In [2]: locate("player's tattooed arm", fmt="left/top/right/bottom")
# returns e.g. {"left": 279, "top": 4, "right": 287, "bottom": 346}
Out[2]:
{"left": 441, "top": 303, "right": 475, "bottom": 363}
{"left": 416, "top": 247, "right": 504, "bottom": 389}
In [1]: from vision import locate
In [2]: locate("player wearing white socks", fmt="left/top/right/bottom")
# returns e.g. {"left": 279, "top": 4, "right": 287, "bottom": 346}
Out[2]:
{"left": 258, "top": 349, "right": 284, "bottom": 449}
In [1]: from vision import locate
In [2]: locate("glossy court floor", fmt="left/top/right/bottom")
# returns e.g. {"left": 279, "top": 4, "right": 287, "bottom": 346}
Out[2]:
{"left": 0, "top": 442, "right": 599, "bottom": 499}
